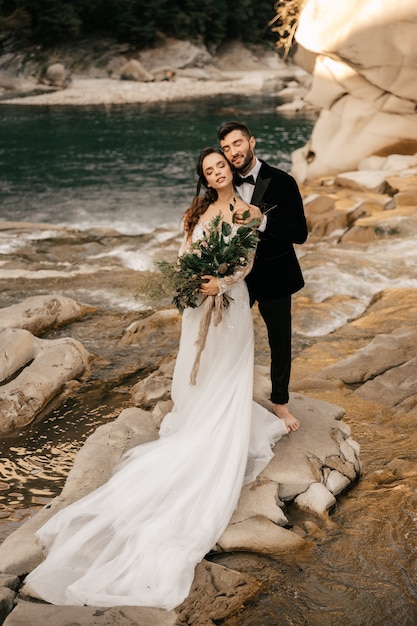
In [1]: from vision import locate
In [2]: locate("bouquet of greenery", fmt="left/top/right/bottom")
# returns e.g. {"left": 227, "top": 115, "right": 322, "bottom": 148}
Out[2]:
{"left": 157, "top": 211, "right": 259, "bottom": 313}
{"left": 137, "top": 210, "right": 259, "bottom": 383}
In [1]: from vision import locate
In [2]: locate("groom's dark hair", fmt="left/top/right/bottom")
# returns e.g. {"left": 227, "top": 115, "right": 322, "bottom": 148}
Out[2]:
{"left": 218, "top": 121, "right": 252, "bottom": 141}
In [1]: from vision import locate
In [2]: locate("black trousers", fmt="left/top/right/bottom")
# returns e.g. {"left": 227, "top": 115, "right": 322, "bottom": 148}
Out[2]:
{"left": 254, "top": 294, "right": 292, "bottom": 405}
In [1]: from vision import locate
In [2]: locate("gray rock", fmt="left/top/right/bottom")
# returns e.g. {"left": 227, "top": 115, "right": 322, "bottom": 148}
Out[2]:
{"left": 42, "top": 63, "right": 71, "bottom": 88}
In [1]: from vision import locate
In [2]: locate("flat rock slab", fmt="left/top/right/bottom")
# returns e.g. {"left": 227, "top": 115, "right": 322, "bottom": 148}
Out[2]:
{"left": 3, "top": 600, "right": 177, "bottom": 626}
{"left": 4, "top": 560, "right": 259, "bottom": 626}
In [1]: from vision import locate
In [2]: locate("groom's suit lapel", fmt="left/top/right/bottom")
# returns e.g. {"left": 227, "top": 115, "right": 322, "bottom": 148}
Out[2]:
{"left": 251, "top": 162, "right": 272, "bottom": 208}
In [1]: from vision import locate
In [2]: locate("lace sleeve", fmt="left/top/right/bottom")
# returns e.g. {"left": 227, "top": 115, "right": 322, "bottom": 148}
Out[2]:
{"left": 178, "top": 233, "right": 190, "bottom": 257}
{"left": 216, "top": 249, "right": 255, "bottom": 295}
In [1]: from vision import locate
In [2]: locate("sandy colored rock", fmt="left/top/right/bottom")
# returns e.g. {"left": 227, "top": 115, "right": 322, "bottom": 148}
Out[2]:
{"left": 217, "top": 515, "right": 303, "bottom": 554}
{"left": 335, "top": 171, "right": 398, "bottom": 194}
{"left": 261, "top": 393, "right": 352, "bottom": 500}
{"left": 294, "top": 482, "right": 336, "bottom": 515}
{"left": 293, "top": 0, "right": 417, "bottom": 180}
{"left": 3, "top": 600, "right": 177, "bottom": 626}
{"left": 0, "top": 295, "right": 96, "bottom": 335}
{"left": 340, "top": 207, "right": 417, "bottom": 243}
{"left": 228, "top": 479, "right": 288, "bottom": 526}
{"left": 0, "top": 328, "right": 38, "bottom": 381}
{"left": 120, "top": 309, "right": 182, "bottom": 346}
{"left": 8, "top": 561, "right": 260, "bottom": 625}
{"left": 0, "top": 335, "right": 90, "bottom": 434}
{"left": 325, "top": 470, "right": 351, "bottom": 495}
{"left": 346, "top": 289, "right": 417, "bottom": 336}
{"left": 355, "top": 357, "right": 417, "bottom": 409}
{"left": 59, "top": 408, "right": 159, "bottom": 500}
{"left": 358, "top": 154, "right": 417, "bottom": 172}
{"left": 177, "top": 560, "right": 261, "bottom": 625}
{"left": 131, "top": 375, "right": 173, "bottom": 407}
{"left": 321, "top": 327, "right": 417, "bottom": 383}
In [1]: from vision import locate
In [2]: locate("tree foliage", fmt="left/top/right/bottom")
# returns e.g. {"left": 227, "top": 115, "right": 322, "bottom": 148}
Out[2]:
{"left": 0, "top": 0, "right": 280, "bottom": 48}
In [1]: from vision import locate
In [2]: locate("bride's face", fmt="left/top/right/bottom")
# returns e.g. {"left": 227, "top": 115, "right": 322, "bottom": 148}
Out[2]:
{"left": 203, "top": 153, "right": 233, "bottom": 191}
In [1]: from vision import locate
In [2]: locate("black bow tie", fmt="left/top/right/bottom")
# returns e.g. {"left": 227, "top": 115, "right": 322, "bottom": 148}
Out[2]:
{"left": 235, "top": 174, "right": 255, "bottom": 186}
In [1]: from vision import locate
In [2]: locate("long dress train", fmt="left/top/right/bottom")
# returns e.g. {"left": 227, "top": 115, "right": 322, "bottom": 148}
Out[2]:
{"left": 25, "top": 225, "right": 288, "bottom": 610}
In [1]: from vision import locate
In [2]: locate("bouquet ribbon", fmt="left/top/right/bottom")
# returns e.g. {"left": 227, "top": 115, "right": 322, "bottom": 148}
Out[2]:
{"left": 189, "top": 293, "right": 230, "bottom": 385}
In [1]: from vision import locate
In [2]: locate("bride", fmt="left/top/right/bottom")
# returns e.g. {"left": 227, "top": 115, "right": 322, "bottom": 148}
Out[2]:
{"left": 24, "top": 147, "right": 291, "bottom": 610}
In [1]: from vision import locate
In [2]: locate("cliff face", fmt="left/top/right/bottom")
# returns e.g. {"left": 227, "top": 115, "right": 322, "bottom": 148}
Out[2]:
{"left": 292, "top": 0, "right": 417, "bottom": 181}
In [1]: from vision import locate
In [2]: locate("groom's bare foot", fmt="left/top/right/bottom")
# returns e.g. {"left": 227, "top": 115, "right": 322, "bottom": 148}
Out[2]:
{"left": 273, "top": 403, "right": 300, "bottom": 432}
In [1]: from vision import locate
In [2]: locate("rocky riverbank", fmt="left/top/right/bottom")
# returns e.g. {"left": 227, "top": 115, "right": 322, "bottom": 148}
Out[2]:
{"left": 0, "top": 150, "right": 416, "bottom": 623}
{"left": 0, "top": 38, "right": 311, "bottom": 108}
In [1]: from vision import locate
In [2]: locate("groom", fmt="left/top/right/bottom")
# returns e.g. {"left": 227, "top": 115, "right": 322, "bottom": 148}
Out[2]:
{"left": 218, "top": 121, "right": 308, "bottom": 431}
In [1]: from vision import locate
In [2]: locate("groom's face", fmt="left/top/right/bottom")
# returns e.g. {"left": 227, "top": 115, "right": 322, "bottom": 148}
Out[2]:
{"left": 220, "top": 130, "right": 256, "bottom": 175}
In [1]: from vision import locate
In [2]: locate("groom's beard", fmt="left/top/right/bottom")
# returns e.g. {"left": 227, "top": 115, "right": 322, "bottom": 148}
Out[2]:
{"left": 233, "top": 147, "right": 255, "bottom": 175}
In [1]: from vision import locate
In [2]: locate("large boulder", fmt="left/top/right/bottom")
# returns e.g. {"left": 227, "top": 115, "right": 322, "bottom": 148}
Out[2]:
{"left": 138, "top": 38, "right": 213, "bottom": 72}
{"left": 0, "top": 296, "right": 94, "bottom": 434}
{"left": 0, "top": 295, "right": 96, "bottom": 335}
{"left": 0, "top": 329, "right": 90, "bottom": 434}
{"left": 41, "top": 63, "right": 71, "bottom": 88}
{"left": 292, "top": 0, "right": 417, "bottom": 181}
{"left": 120, "top": 59, "right": 154, "bottom": 82}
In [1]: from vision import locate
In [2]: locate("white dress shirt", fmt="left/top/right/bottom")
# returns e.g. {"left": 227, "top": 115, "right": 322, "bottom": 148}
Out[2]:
{"left": 236, "top": 158, "right": 267, "bottom": 232}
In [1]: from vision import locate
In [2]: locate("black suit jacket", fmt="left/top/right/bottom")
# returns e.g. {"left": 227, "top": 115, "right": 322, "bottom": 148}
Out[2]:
{"left": 244, "top": 160, "right": 308, "bottom": 301}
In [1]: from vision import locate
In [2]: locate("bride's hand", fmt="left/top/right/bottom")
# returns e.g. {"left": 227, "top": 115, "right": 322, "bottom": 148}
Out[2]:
{"left": 200, "top": 275, "right": 219, "bottom": 296}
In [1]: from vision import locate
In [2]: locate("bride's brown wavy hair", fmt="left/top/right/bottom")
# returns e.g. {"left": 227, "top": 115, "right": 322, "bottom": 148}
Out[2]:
{"left": 183, "top": 147, "right": 232, "bottom": 235}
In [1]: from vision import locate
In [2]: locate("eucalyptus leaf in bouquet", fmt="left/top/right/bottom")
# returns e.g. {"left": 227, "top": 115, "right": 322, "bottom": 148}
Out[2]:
{"left": 160, "top": 212, "right": 258, "bottom": 312}
{"left": 137, "top": 212, "right": 259, "bottom": 383}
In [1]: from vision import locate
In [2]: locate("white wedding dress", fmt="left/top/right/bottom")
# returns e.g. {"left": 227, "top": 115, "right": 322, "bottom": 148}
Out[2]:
{"left": 25, "top": 223, "right": 288, "bottom": 610}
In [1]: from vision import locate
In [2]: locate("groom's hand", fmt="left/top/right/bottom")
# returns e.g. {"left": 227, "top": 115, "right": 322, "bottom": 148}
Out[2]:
{"left": 234, "top": 204, "right": 262, "bottom": 227}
